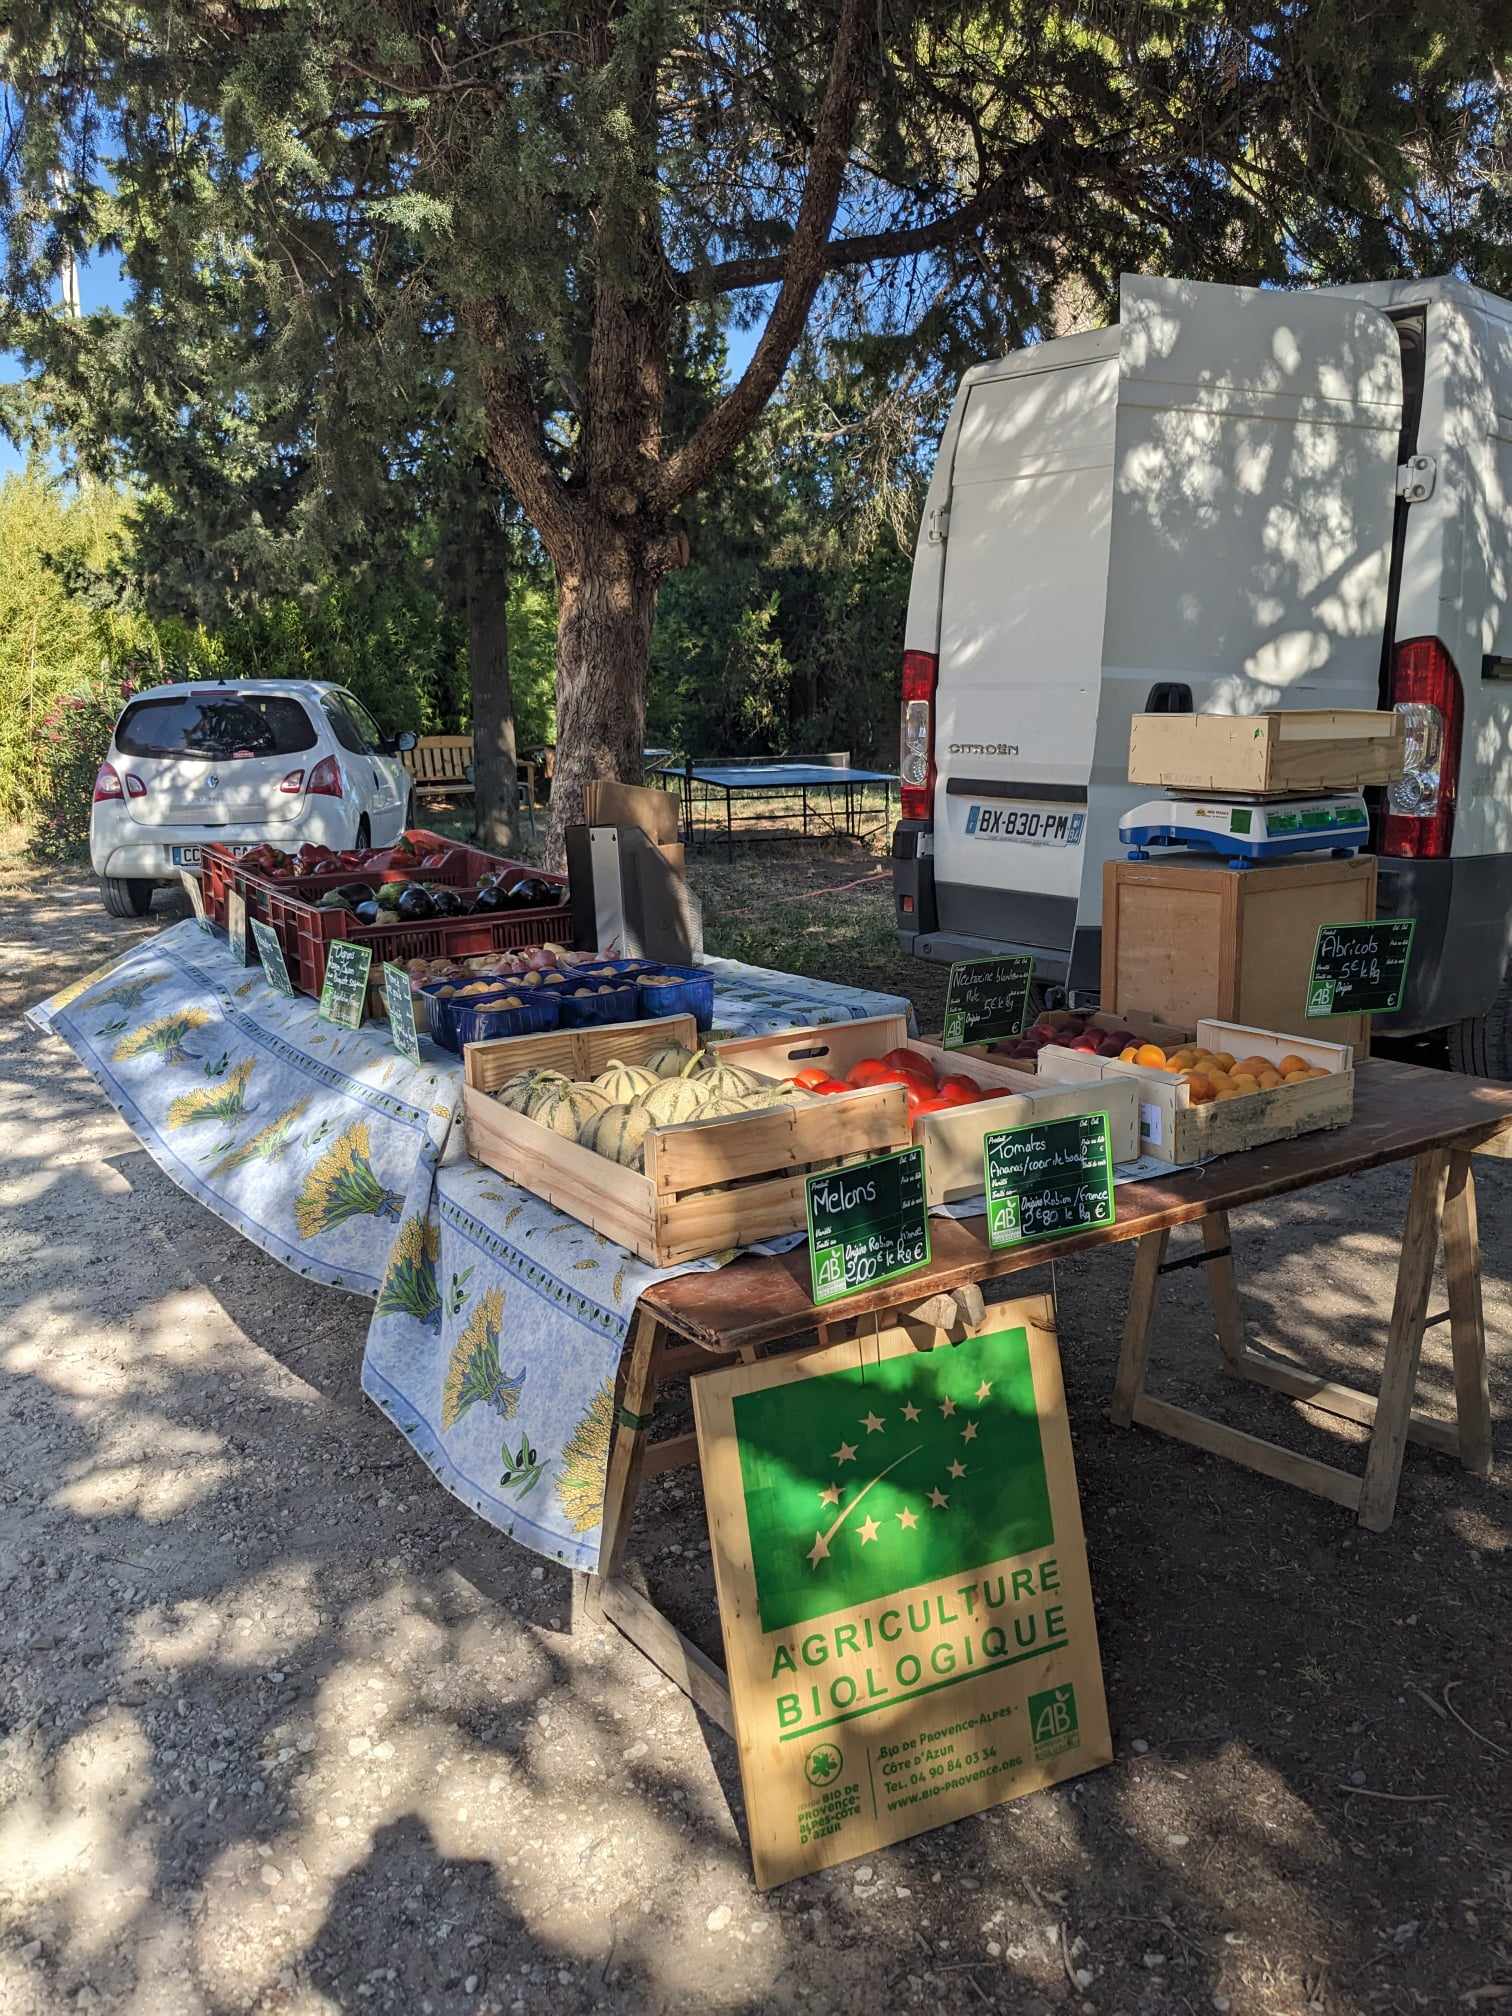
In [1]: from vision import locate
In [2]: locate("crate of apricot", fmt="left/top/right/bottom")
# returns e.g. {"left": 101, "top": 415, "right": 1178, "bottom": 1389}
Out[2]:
{"left": 1032, "top": 1018, "right": 1353, "bottom": 1165}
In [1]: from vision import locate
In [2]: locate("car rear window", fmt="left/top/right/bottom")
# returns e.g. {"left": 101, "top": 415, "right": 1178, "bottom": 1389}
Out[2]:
{"left": 115, "top": 692, "right": 318, "bottom": 760}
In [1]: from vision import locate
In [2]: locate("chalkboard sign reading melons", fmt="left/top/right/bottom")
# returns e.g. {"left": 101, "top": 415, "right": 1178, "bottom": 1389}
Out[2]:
{"left": 1306, "top": 918, "right": 1416, "bottom": 1017}
{"left": 983, "top": 1111, "right": 1114, "bottom": 1251}
{"left": 318, "top": 940, "right": 374, "bottom": 1028}
{"left": 805, "top": 1145, "right": 931, "bottom": 1306}
{"left": 941, "top": 955, "right": 1034, "bottom": 1050}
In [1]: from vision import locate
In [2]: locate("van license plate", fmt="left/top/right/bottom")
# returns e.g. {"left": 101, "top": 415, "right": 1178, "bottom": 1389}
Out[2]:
{"left": 965, "top": 804, "right": 1085, "bottom": 845}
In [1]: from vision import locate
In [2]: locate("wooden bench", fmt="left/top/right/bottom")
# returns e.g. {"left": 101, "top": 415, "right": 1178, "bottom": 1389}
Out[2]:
{"left": 403, "top": 736, "right": 538, "bottom": 829}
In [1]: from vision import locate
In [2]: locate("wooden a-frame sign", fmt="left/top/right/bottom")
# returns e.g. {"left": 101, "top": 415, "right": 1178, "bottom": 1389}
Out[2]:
{"left": 691, "top": 1299, "right": 1111, "bottom": 1888}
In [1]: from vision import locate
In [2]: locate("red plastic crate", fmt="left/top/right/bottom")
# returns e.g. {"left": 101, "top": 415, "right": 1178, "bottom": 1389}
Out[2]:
{"left": 202, "top": 830, "right": 538, "bottom": 929}
{"left": 254, "top": 873, "right": 571, "bottom": 999}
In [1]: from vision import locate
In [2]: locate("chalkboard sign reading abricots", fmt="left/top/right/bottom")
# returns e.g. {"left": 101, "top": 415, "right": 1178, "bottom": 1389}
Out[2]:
{"left": 983, "top": 1112, "right": 1115, "bottom": 1251}
{"left": 805, "top": 1146, "right": 931, "bottom": 1306}
{"left": 1307, "top": 918, "right": 1416, "bottom": 1017}
{"left": 250, "top": 920, "right": 295, "bottom": 998}
{"left": 941, "top": 955, "right": 1034, "bottom": 1050}
{"left": 318, "top": 940, "right": 374, "bottom": 1028}
{"left": 384, "top": 962, "right": 422, "bottom": 1063}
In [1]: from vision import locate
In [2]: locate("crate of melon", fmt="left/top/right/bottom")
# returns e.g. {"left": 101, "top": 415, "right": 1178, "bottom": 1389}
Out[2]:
{"left": 709, "top": 1013, "right": 1139, "bottom": 1201}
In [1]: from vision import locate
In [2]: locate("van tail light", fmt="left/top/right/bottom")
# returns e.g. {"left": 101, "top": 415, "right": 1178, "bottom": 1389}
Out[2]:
{"left": 1382, "top": 637, "right": 1463, "bottom": 858}
{"left": 899, "top": 650, "right": 938, "bottom": 823}
{"left": 92, "top": 762, "right": 124, "bottom": 802}
{"left": 279, "top": 769, "right": 305, "bottom": 794}
{"left": 305, "top": 757, "right": 343, "bottom": 797}
{"left": 124, "top": 772, "right": 146, "bottom": 798}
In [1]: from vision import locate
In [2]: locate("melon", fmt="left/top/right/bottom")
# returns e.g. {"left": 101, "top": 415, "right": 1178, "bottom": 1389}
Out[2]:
{"left": 635, "top": 1075, "right": 717, "bottom": 1126}
{"left": 644, "top": 1039, "right": 699, "bottom": 1079}
{"left": 494, "top": 1068, "right": 568, "bottom": 1114}
{"left": 689, "top": 1059, "right": 768, "bottom": 1100}
{"left": 593, "top": 1058, "right": 658, "bottom": 1104}
{"left": 528, "top": 1081, "right": 612, "bottom": 1138}
{"left": 591, "top": 1101, "right": 655, "bottom": 1170}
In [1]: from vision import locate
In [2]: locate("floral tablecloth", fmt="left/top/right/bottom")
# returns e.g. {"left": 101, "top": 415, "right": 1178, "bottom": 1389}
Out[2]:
{"left": 30, "top": 920, "right": 917, "bottom": 1572}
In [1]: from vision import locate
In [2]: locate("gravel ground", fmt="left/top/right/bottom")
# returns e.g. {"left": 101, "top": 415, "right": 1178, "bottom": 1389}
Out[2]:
{"left": 1, "top": 861, "right": 1509, "bottom": 2016}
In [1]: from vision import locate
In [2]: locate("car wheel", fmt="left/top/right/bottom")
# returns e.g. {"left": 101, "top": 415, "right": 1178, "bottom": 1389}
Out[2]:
{"left": 355, "top": 815, "right": 371, "bottom": 850}
{"left": 1447, "top": 956, "right": 1512, "bottom": 1080}
{"left": 101, "top": 876, "right": 155, "bottom": 919}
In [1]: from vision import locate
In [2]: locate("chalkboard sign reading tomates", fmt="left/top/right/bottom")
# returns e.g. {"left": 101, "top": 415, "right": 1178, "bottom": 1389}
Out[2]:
{"left": 805, "top": 1145, "right": 931, "bottom": 1306}
{"left": 318, "top": 940, "right": 373, "bottom": 1028}
{"left": 941, "top": 954, "right": 1034, "bottom": 1050}
{"left": 983, "top": 1111, "right": 1115, "bottom": 1251}
{"left": 1306, "top": 918, "right": 1416, "bottom": 1017}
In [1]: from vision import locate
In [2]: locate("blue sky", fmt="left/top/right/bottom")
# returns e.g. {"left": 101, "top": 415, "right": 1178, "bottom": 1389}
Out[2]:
{"left": 3, "top": 254, "right": 766, "bottom": 480}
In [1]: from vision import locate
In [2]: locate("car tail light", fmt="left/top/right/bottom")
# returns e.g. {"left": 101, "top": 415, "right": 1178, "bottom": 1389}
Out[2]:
{"left": 124, "top": 772, "right": 146, "bottom": 798}
{"left": 899, "top": 650, "right": 938, "bottom": 823}
{"left": 305, "top": 757, "right": 343, "bottom": 797}
{"left": 280, "top": 769, "right": 305, "bottom": 794}
{"left": 92, "top": 762, "right": 124, "bottom": 802}
{"left": 1382, "top": 637, "right": 1463, "bottom": 858}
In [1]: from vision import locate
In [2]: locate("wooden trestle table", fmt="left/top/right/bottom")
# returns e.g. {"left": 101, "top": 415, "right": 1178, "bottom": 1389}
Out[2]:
{"left": 581, "top": 1059, "right": 1512, "bottom": 1733}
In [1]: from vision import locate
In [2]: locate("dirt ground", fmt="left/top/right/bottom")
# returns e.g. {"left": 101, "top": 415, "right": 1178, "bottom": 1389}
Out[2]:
{"left": 1, "top": 858, "right": 1509, "bottom": 2016}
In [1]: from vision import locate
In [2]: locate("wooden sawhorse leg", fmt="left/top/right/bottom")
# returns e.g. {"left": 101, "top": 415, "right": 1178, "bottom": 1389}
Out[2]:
{"left": 1108, "top": 1151, "right": 1492, "bottom": 1530}
{"left": 580, "top": 1309, "right": 737, "bottom": 1733}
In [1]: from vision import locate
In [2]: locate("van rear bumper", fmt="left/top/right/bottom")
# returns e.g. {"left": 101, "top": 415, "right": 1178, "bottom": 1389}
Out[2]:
{"left": 893, "top": 821, "right": 1099, "bottom": 985}
{"left": 1376, "top": 854, "right": 1512, "bottom": 1034}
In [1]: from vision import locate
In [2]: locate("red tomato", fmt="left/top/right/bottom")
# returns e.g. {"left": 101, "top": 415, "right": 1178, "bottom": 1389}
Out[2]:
{"left": 808, "top": 1076, "right": 851, "bottom": 1095}
{"left": 846, "top": 1059, "right": 895, "bottom": 1087}
{"left": 792, "top": 1066, "right": 834, "bottom": 1091}
{"left": 882, "top": 1047, "right": 937, "bottom": 1082}
{"left": 934, "top": 1083, "right": 980, "bottom": 1107}
{"left": 904, "top": 1083, "right": 940, "bottom": 1120}
{"left": 913, "top": 1091, "right": 957, "bottom": 1117}
{"left": 938, "top": 1073, "right": 981, "bottom": 1097}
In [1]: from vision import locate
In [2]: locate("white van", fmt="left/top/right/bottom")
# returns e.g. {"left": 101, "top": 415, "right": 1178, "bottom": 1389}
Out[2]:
{"left": 894, "top": 274, "right": 1512, "bottom": 1074}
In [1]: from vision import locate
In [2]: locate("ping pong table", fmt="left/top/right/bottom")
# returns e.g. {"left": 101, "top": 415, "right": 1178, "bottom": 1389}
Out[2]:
{"left": 653, "top": 753, "right": 898, "bottom": 851}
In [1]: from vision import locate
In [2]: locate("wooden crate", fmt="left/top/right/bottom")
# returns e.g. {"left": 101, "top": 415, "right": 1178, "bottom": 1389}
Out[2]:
{"left": 1128, "top": 710, "right": 1405, "bottom": 795}
{"left": 1101, "top": 854, "right": 1377, "bottom": 1058}
{"left": 955, "top": 1006, "right": 1195, "bottom": 1074}
{"left": 711, "top": 1015, "right": 1137, "bottom": 1198}
{"left": 1039, "top": 1020, "right": 1353, "bottom": 1164}
{"left": 462, "top": 1014, "right": 912, "bottom": 1266}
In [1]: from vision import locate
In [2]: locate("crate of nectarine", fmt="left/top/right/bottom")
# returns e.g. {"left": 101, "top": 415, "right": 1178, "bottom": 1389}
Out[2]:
{"left": 1036, "top": 1018, "right": 1354, "bottom": 1164}
{"left": 981, "top": 1007, "right": 1196, "bottom": 1071}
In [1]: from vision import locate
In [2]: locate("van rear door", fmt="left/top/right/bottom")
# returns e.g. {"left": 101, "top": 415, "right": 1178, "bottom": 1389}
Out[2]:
{"left": 926, "top": 279, "right": 1402, "bottom": 982}
{"left": 931, "top": 329, "right": 1120, "bottom": 963}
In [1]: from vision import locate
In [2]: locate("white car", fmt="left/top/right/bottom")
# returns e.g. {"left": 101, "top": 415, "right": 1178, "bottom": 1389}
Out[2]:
{"left": 90, "top": 679, "right": 418, "bottom": 918}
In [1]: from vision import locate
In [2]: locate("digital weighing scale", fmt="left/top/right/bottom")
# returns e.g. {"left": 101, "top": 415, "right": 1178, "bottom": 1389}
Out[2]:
{"left": 1119, "top": 791, "right": 1370, "bottom": 866}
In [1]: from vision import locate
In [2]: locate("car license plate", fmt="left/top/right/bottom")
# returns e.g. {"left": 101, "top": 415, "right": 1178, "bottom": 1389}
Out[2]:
{"left": 964, "top": 803, "right": 1085, "bottom": 846}
{"left": 170, "top": 843, "right": 253, "bottom": 867}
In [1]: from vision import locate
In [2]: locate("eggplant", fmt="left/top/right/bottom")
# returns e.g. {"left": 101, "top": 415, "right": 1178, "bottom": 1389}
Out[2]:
{"left": 318, "top": 891, "right": 356, "bottom": 913}
{"left": 427, "top": 886, "right": 464, "bottom": 918}
{"left": 339, "top": 881, "right": 379, "bottom": 905}
{"left": 470, "top": 881, "right": 508, "bottom": 915}
{"left": 353, "top": 901, "right": 381, "bottom": 926}
{"left": 395, "top": 883, "right": 437, "bottom": 921}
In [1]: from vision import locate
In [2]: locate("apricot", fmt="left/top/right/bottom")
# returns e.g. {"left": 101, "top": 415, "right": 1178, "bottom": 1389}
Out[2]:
{"left": 1167, "top": 1048, "right": 1200, "bottom": 1070}
{"left": 1119, "top": 1045, "right": 1139, "bottom": 1063}
{"left": 1229, "top": 1072, "right": 1260, "bottom": 1094}
{"left": 1277, "top": 1054, "right": 1310, "bottom": 1076}
{"left": 1208, "top": 1051, "right": 1236, "bottom": 1071}
{"left": 1237, "top": 1055, "right": 1273, "bottom": 1077}
{"left": 1256, "top": 1068, "right": 1283, "bottom": 1089}
{"left": 1282, "top": 1067, "right": 1311, "bottom": 1082}
{"left": 1184, "top": 1076, "right": 1217, "bottom": 1105}
{"left": 1134, "top": 1043, "right": 1167, "bottom": 1069}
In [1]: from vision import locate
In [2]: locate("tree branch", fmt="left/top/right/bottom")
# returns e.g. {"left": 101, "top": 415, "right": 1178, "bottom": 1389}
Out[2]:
{"left": 649, "top": 0, "right": 871, "bottom": 509}
{"left": 464, "top": 297, "right": 580, "bottom": 558}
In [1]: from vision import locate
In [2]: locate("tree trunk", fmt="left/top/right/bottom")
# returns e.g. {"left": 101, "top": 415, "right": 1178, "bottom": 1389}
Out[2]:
{"left": 546, "top": 540, "right": 659, "bottom": 864}
{"left": 466, "top": 501, "right": 520, "bottom": 854}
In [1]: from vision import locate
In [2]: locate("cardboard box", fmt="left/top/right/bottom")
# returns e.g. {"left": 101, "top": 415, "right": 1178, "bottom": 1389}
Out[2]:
{"left": 1128, "top": 710, "right": 1405, "bottom": 794}
{"left": 1101, "top": 855, "right": 1377, "bottom": 1058}
{"left": 692, "top": 1301, "right": 1112, "bottom": 1888}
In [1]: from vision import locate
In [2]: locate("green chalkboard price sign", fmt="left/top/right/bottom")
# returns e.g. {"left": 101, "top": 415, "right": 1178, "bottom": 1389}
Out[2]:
{"left": 983, "top": 1111, "right": 1115, "bottom": 1251}
{"left": 1306, "top": 918, "right": 1416, "bottom": 1017}
{"left": 250, "top": 920, "right": 296, "bottom": 998}
{"left": 941, "top": 954, "right": 1034, "bottom": 1050}
{"left": 318, "top": 940, "right": 373, "bottom": 1028}
{"left": 805, "top": 1145, "right": 931, "bottom": 1306}
{"left": 383, "top": 962, "right": 422, "bottom": 1063}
